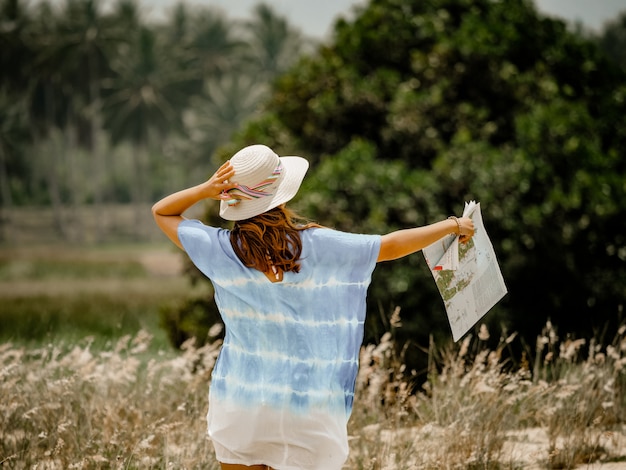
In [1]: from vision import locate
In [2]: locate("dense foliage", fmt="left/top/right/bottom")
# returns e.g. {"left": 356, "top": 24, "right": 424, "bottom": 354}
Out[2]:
{"left": 224, "top": 0, "right": 626, "bottom": 362}
{"left": 0, "top": 0, "right": 308, "bottom": 214}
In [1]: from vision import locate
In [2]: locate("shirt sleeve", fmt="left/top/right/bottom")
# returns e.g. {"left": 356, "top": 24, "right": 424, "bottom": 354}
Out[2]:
{"left": 177, "top": 219, "right": 223, "bottom": 280}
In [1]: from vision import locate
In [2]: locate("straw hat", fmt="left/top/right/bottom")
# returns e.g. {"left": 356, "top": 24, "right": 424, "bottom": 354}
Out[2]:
{"left": 219, "top": 144, "right": 309, "bottom": 221}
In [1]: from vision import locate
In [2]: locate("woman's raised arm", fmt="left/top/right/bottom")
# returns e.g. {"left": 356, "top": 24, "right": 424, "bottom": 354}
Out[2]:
{"left": 377, "top": 216, "right": 475, "bottom": 262}
{"left": 151, "top": 161, "right": 237, "bottom": 249}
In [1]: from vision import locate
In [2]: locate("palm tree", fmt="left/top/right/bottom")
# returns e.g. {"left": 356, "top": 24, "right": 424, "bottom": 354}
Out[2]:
{"left": 26, "top": 0, "right": 121, "bottom": 240}
{"left": 598, "top": 12, "right": 626, "bottom": 70}
{"left": 0, "top": 0, "right": 65, "bottom": 219}
{"left": 0, "top": 0, "right": 33, "bottom": 95}
{"left": 102, "top": 21, "right": 192, "bottom": 236}
{"left": 51, "top": 0, "right": 117, "bottom": 136}
{"left": 156, "top": 2, "right": 205, "bottom": 99}
{"left": 27, "top": 1, "right": 71, "bottom": 134}
{"left": 0, "top": 0, "right": 31, "bottom": 218}
{"left": 62, "top": 0, "right": 123, "bottom": 238}
{"left": 184, "top": 74, "right": 268, "bottom": 170}
{"left": 186, "top": 7, "right": 247, "bottom": 80}
{"left": 158, "top": 2, "right": 246, "bottom": 93}
{"left": 18, "top": 1, "right": 80, "bottom": 239}
{"left": 245, "top": 3, "right": 309, "bottom": 79}
{"left": 0, "top": 90, "right": 29, "bottom": 241}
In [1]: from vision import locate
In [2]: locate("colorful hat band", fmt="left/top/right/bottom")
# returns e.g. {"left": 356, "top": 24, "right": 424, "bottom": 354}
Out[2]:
{"left": 221, "top": 162, "right": 283, "bottom": 206}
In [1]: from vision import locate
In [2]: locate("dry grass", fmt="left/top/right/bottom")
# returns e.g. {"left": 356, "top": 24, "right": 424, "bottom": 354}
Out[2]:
{"left": 347, "top": 319, "right": 626, "bottom": 470}
{"left": 2, "top": 320, "right": 624, "bottom": 469}
{"left": 1, "top": 244, "right": 624, "bottom": 469}
{"left": 0, "top": 332, "right": 222, "bottom": 469}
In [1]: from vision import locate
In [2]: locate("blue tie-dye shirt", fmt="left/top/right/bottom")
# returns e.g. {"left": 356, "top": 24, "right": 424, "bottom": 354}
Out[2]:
{"left": 178, "top": 219, "right": 380, "bottom": 469}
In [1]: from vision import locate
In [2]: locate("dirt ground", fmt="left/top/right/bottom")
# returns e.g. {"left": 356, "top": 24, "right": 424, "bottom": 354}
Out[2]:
{"left": 502, "top": 427, "right": 626, "bottom": 469}
{"left": 366, "top": 424, "right": 626, "bottom": 469}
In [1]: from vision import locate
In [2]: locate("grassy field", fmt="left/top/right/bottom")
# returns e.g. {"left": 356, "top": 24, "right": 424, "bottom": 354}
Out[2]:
{"left": 0, "top": 242, "right": 197, "bottom": 350}
{"left": 0, "top": 242, "right": 625, "bottom": 469}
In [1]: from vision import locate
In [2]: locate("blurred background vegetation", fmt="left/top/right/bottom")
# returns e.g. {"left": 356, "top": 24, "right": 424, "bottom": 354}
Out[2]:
{"left": 1, "top": 0, "right": 625, "bottom": 374}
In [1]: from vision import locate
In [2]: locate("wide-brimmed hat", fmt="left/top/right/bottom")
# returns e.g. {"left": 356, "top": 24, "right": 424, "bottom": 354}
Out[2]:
{"left": 219, "top": 144, "right": 309, "bottom": 221}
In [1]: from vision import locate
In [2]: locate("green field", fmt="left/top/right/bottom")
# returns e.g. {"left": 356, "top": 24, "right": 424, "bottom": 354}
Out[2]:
{"left": 0, "top": 242, "right": 202, "bottom": 351}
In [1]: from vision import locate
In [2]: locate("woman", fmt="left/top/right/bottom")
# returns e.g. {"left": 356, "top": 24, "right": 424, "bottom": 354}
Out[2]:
{"left": 152, "top": 144, "right": 474, "bottom": 470}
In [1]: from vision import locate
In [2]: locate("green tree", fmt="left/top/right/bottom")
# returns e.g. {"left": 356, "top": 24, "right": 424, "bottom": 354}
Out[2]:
{"left": 186, "top": 6, "right": 247, "bottom": 81}
{"left": 102, "top": 21, "right": 191, "bottom": 230}
{"left": 0, "top": 0, "right": 32, "bottom": 95}
{"left": 0, "top": 0, "right": 311, "bottom": 226}
{"left": 0, "top": 92, "right": 28, "bottom": 214}
{"left": 0, "top": 0, "right": 32, "bottom": 211}
{"left": 51, "top": 0, "right": 121, "bottom": 239}
{"left": 598, "top": 11, "right": 626, "bottom": 70}
{"left": 168, "top": 3, "right": 310, "bottom": 187}
{"left": 184, "top": 75, "right": 268, "bottom": 167}
{"left": 245, "top": 3, "right": 310, "bottom": 79}
{"left": 225, "top": 0, "right": 626, "bottom": 357}
{"left": 15, "top": 1, "right": 80, "bottom": 237}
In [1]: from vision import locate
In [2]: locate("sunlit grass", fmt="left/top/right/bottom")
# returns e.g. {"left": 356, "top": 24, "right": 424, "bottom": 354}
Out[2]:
{"left": 346, "top": 320, "right": 626, "bottom": 470}
{"left": 0, "top": 333, "right": 221, "bottom": 469}
{"left": 0, "top": 244, "right": 624, "bottom": 469}
{"left": 2, "top": 322, "right": 624, "bottom": 469}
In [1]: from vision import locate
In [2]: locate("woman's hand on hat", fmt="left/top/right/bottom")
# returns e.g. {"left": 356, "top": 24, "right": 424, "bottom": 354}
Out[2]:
{"left": 203, "top": 161, "right": 238, "bottom": 200}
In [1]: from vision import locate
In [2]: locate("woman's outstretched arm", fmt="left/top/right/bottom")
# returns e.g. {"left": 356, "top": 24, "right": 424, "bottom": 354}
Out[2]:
{"left": 377, "top": 217, "right": 475, "bottom": 262}
{"left": 151, "top": 161, "right": 237, "bottom": 249}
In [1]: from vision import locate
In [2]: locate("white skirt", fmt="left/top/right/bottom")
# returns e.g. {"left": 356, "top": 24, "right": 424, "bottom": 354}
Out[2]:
{"left": 208, "top": 396, "right": 349, "bottom": 470}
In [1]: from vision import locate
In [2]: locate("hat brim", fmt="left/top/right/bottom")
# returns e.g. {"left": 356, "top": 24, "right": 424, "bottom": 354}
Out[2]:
{"left": 219, "top": 156, "right": 309, "bottom": 221}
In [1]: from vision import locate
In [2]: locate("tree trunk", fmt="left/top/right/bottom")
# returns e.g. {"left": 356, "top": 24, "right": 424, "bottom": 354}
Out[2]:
{"left": 42, "top": 83, "right": 68, "bottom": 240}
{"left": 88, "top": 51, "right": 105, "bottom": 243}
{"left": 131, "top": 142, "right": 149, "bottom": 240}
{"left": 45, "top": 133, "right": 67, "bottom": 240}
{"left": 0, "top": 143, "right": 13, "bottom": 242}
{"left": 63, "top": 124, "right": 85, "bottom": 243}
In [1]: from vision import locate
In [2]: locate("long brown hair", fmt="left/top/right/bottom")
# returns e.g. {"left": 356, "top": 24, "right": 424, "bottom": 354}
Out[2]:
{"left": 230, "top": 206, "right": 322, "bottom": 274}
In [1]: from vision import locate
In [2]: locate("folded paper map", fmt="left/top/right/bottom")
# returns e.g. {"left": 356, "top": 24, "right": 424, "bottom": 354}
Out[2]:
{"left": 423, "top": 201, "right": 507, "bottom": 341}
